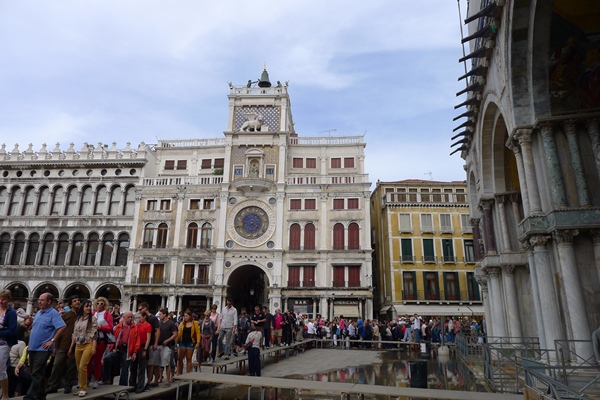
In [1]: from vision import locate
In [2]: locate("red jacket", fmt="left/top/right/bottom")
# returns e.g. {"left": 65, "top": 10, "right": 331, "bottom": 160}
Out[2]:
{"left": 109, "top": 322, "right": 140, "bottom": 358}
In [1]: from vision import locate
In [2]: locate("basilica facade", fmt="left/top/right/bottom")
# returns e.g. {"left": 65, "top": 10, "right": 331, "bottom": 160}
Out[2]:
{"left": 455, "top": 0, "right": 600, "bottom": 359}
{"left": 0, "top": 71, "right": 373, "bottom": 319}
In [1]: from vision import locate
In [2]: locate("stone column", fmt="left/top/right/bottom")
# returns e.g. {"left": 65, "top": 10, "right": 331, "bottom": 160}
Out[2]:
{"left": 587, "top": 119, "right": 600, "bottom": 180}
{"left": 117, "top": 186, "right": 126, "bottom": 216}
{"left": 471, "top": 218, "right": 483, "bottom": 261}
{"left": 486, "top": 267, "right": 507, "bottom": 337}
{"left": 540, "top": 123, "right": 568, "bottom": 208}
{"left": 132, "top": 296, "right": 138, "bottom": 314}
{"left": 477, "top": 277, "right": 493, "bottom": 338}
{"left": 26, "top": 299, "right": 34, "bottom": 315}
{"left": 501, "top": 265, "right": 522, "bottom": 339}
{"left": 65, "top": 239, "right": 74, "bottom": 266}
{"left": 515, "top": 129, "right": 542, "bottom": 214}
{"left": 506, "top": 136, "right": 530, "bottom": 216}
{"left": 521, "top": 240, "right": 546, "bottom": 349}
{"left": 21, "top": 239, "right": 29, "bottom": 266}
{"left": 479, "top": 200, "right": 497, "bottom": 254}
{"left": 495, "top": 195, "right": 512, "bottom": 252}
{"left": 563, "top": 120, "right": 590, "bottom": 207}
{"left": 592, "top": 231, "right": 600, "bottom": 280}
{"left": 74, "top": 190, "right": 83, "bottom": 216}
{"left": 553, "top": 229, "right": 593, "bottom": 360}
{"left": 530, "top": 235, "right": 563, "bottom": 352}
{"left": 509, "top": 193, "right": 522, "bottom": 227}
{"left": 49, "top": 238, "right": 59, "bottom": 266}
{"left": 34, "top": 237, "right": 44, "bottom": 265}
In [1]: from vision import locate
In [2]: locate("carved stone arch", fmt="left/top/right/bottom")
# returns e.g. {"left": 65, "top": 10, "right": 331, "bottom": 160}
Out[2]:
{"left": 64, "top": 282, "right": 91, "bottom": 301}
{"left": 95, "top": 283, "right": 122, "bottom": 305}
{"left": 32, "top": 281, "right": 60, "bottom": 302}
{"left": 479, "top": 99, "right": 501, "bottom": 195}
{"left": 225, "top": 262, "right": 271, "bottom": 312}
{"left": 5, "top": 281, "right": 30, "bottom": 302}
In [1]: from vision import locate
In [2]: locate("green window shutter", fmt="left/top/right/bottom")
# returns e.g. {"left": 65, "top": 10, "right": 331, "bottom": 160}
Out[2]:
{"left": 423, "top": 239, "right": 434, "bottom": 257}
{"left": 442, "top": 239, "right": 454, "bottom": 258}
{"left": 443, "top": 272, "right": 448, "bottom": 300}
{"left": 401, "top": 239, "right": 412, "bottom": 257}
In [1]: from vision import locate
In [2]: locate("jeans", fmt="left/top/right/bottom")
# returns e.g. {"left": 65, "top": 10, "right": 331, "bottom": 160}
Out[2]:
{"left": 248, "top": 347, "right": 261, "bottom": 376}
{"left": 403, "top": 327, "right": 412, "bottom": 342}
{"left": 102, "top": 348, "right": 130, "bottom": 386}
{"left": 217, "top": 328, "right": 232, "bottom": 356}
{"left": 75, "top": 342, "right": 95, "bottom": 391}
{"left": 129, "top": 348, "right": 147, "bottom": 392}
{"left": 211, "top": 334, "right": 218, "bottom": 360}
{"left": 24, "top": 350, "right": 52, "bottom": 400}
{"left": 263, "top": 328, "right": 271, "bottom": 347}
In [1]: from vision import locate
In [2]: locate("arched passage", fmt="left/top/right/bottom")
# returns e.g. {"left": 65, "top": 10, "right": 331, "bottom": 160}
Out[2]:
{"left": 95, "top": 284, "right": 122, "bottom": 306}
{"left": 5, "top": 282, "right": 29, "bottom": 305}
{"left": 64, "top": 283, "right": 91, "bottom": 302}
{"left": 33, "top": 283, "right": 60, "bottom": 308}
{"left": 226, "top": 265, "right": 269, "bottom": 313}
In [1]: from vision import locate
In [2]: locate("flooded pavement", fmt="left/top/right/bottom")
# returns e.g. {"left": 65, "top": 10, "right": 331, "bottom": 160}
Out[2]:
{"left": 199, "top": 347, "right": 489, "bottom": 399}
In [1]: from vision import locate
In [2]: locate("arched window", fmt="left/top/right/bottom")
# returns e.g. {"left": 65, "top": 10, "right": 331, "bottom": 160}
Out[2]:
{"left": 94, "top": 186, "right": 107, "bottom": 215}
{"left": 70, "top": 233, "right": 84, "bottom": 265}
{"left": 56, "top": 233, "right": 69, "bottom": 265}
{"left": 348, "top": 223, "right": 360, "bottom": 250}
{"left": 187, "top": 223, "right": 198, "bottom": 248}
{"left": 304, "top": 223, "right": 315, "bottom": 250}
{"left": 333, "top": 223, "right": 345, "bottom": 250}
{"left": 79, "top": 186, "right": 92, "bottom": 215}
{"left": 116, "top": 233, "right": 129, "bottom": 266}
{"left": 200, "top": 223, "right": 212, "bottom": 249}
{"left": 0, "top": 233, "right": 10, "bottom": 265}
{"left": 65, "top": 186, "right": 78, "bottom": 216}
{"left": 157, "top": 223, "right": 168, "bottom": 248}
{"left": 100, "top": 233, "right": 114, "bottom": 266}
{"left": 84, "top": 233, "right": 99, "bottom": 265}
{"left": 108, "top": 186, "right": 121, "bottom": 216}
{"left": 0, "top": 187, "right": 7, "bottom": 215}
{"left": 37, "top": 186, "right": 50, "bottom": 216}
{"left": 41, "top": 233, "right": 54, "bottom": 265}
{"left": 123, "top": 186, "right": 135, "bottom": 215}
{"left": 22, "top": 187, "right": 35, "bottom": 216}
{"left": 289, "top": 224, "right": 301, "bottom": 250}
{"left": 25, "top": 233, "right": 40, "bottom": 265}
{"left": 51, "top": 186, "right": 64, "bottom": 215}
{"left": 8, "top": 187, "right": 21, "bottom": 216}
{"left": 11, "top": 233, "right": 25, "bottom": 265}
{"left": 143, "top": 223, "right": 155, "bottom": 248}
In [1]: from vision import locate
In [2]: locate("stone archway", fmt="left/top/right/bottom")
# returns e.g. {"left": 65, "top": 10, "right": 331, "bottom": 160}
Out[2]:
{"left": 226, "top": 265, "right": 269, "bottom": 314}
{"left": 95, "top": 284, "right": 122, "bottom": 306}
{"left": 64, "top": 283, "right": 91, "bottom": 302}
{"left": 5, "top": 282, "right": 29, "bottom": 305}
{"left": 33, "top": 283, "right": 60, "bottom": 308}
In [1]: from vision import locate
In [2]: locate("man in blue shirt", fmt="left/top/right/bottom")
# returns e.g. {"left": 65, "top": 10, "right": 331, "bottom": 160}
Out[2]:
{"left": 24, "top": 293, "right": 66, "bottom": 400}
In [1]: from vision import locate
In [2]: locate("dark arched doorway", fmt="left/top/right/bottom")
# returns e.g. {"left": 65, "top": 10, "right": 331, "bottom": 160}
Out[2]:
{"left": 5, "top": 282, "right": 29, "bottom": 305}
{"left": 64, "top": 283, "right": 91, "bottom": 302}
{"left": 226, "top": 265, "right": 269, "bottom": 313}
{"left": 95, "top": 284, "right": 122, "bottom": 306}
{"left": 33, "top": 283, "right": 60, "bottom": 308}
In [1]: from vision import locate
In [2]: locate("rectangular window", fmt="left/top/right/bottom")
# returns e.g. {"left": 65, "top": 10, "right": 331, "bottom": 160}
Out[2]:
{"left": 401, "top": 239, "right": 413, "bottom": 262}
{"left": 293, "top": 158, "right": 303, "bottom": 168}
{"left": 288, "top": 266, "right": 301, "bottom": 287}
{"left": 203, "top": 199, "right": 214, "bottom": 209}
{"left": 424, "top": 271, "right": 439, "bottom": 300}
{"left": 304, "top": 199, "right": 316, "bottom": 210}
{"left": 408, "top": 188, "right": 418, "bottom": 202}
{"left": 160, "top": 199, "right": 171, "bottom": 211}
{"left": 198, "top": 265, "right": 209, "bottom": 285}
{"left": 464, "top": 239, "right": 475, "bottom": 263}
{"left": 444, "top": 272, "right": 459, "bottom": 300}
{"left": 152, "top": 264, "right": 165, "bottom": 284}
{"left": 306, "top": 158, "right": 317, "bottom": 168}
{"left": 432, "top": 188, "right": 442, "bottom": 202}
{"left": 347, "top": 198, "right": 359, "bottom": 209}
{"left": 333, "top": 266, "right": 345, "bottom": 287}
{"left": 403, "top": 271, "right": 416, "bottom": 300}
{"left": 177, "top": 160, "right": 187, "bottom": 170}
{"left": 442, "top": 239, "right": 455, "bottom": 262}
{"left": 214, "top": 158, "right": 225, "bottom": 169}
{"left": 440, "top": 214, "right": 452, "bottom": 233}
{"left": 420, "top": 188, "right": 430, "bottom": 202}
{"left": 467, "top": 272, "right": 481, "bottom": 301}
{"left": 146, "top": 200, "right": 157, "bottom": 211}
{"left": 138, "top": 264, "right": 150, "bottom": 284}
{"left": 423, "top": 239, "right": 435, "bottom": 263}
{"left": 455, "top": 188, "right": 467, "bottom": 203}
{"left": 333, "top": 199, "right": 344, "bottom": 210}
{"left": 399, "top": 213, "right": 412, "bottom": 232}
{"left": 348, "top": 266, "right": 361, "bottom": 287}
{"left": 303, "top": 266, "right": 315, "bottom": 287}
{"left": 421, "top": 214, "right": 433, "bottom": 232}
{"left": 183, "top": 264, "right": 195, "bottom": 284}
{"left": 190, "top": 199, "right": 200, "bottom": 210}
{"left": 330, "top": 158, "right": 341, "bottom": 168}
{"left": 290, "top": 199, "right": 302, "bottom": 210}
{"left": 344, "top": 157, "right": 354, "bottom": 168}
{"left": 461, "top": 214, "right": 472, "bottom": 233}
{"left": 164, "top": 160, "right": 175, "bottom": 170}
{"left": 201, "top": 159, "right": 211, "bottom": 169}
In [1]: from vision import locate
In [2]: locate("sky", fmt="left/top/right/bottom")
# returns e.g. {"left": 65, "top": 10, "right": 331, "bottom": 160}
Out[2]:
{"left": 0, "top": 1, "right": 470, "bottom": 186}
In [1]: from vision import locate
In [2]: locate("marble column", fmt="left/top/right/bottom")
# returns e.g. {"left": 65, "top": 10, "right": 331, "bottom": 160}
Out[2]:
{"left": 522, "top": 240, "right": 546, "bottom": 349}
{"left": 477, "top": 277, "right": 493, "bottom": 338}
{"left": 540, "top": 123, "right": 568, "bottom": 208}
{"left": 486, "top": 268, "right": 507, "bottom": 337}
{"left": 586, "top": 119, "right": 600, "bottom": 182}
{"left": 510, "top": 194, "right": 522, "bottom": 226}
{"left": 507, "top": 135, "right": 530, "bottom": 216}
{"left": 501, "top": 265, "right": 522, "bottom": 339}
{"left": 530, "top": 235, "right": 563, "bottom": 352}
{"left": 553, "top": 229, "right": 593, "bottom": 360}
{"left": 479, "top": 200, "right": 497, "bottom": 254}
{"left": 515, "top": 129, "right": 542, "bottom": 214}
{"left": 495, "top": 195, "right": 512, "bottom": 252}
{"left": 26, "top": 299, "right": 34, "bottom": 315}
{"left": 132, "top": 296, "right": 138, "bottom": 314}
{"left": 592, "top": 231, "right": 600, "bottom": 279}
{"left": 471, "top": 218, "right": 483, "bottom": 261}
{"left": 563, "top": 120, "right": 590, "bottom": 207}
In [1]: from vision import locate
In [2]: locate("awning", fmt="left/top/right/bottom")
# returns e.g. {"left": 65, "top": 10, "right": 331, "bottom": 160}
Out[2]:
{"left": 393, "top": 304, "right": 485, "bottom": 317}
{"left": 379, "top": 305, "right": 392, "bottom": 313}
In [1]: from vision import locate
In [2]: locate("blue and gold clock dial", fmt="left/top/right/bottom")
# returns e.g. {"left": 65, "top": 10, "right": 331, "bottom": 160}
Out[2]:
{"left": 234, "top": 206, "right": 269, "bottom": 239}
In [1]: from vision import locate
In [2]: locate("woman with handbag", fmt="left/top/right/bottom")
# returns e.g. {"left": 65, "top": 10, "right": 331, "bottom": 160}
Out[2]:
{"left": 176, "top": 310, "right": 200, "bottom": 374}
{"left": 69, "top": 299, "right": 98, "bottom": 397}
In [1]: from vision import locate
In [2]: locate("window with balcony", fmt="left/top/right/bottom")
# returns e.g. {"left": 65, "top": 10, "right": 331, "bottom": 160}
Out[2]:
{"left": 147, "top": 200, "right": 157, "bottom": 211}
{"left": 94, "top": 186, "right": 106, "bottom": 215}
{"left": 467, "top": 272, "right": 481, "bottom": 301}
{"left": 440, "top": 214, "right": 452, "bottom": 233}
{"left": 442, "top": 239, "right": 455, "bottom": 263}
{"left": 123, "top": 186, "right": 136, "bottom": 216}
{"left": 290, "top": 199, "right": 301, "bottom": 210}
{"left": 303, "top": 266, "right": 315, "bottom": 287}
{"left": 432, "top": 188, "right": 442, "bottom": 202}
{"left": 160, "top": 199, "right": 171, "bottom": 211}
{"left": 421, "top": 214, "right": 433, "bottom": 233}
{"left": 424, "top": 271, "right": 439, "bottom": 300}
{"left": 183, "top": 264, "right": 195, "bottom": 284}
{"left": 347, "top": 198, "right": 359, "bottom": 209}
{"left": 305, "top": 199, "right": 316, "bottom": 210}
{"left": 408, "top": 188, "right": 418, "bottom": 202}
{"left": 333, "top": 266, "right": 345, "bottom": 287}
{"left": 344, "top": 157, "right": 354, "bottom": 168}
{"left": 399, "top": 213, "right": 412, "bottom": 233}
{"left": 306, "top": 158, "right": 316, "bottom": 168}
{"left": 456, "top": 188, "right": 467, "bottom": 203}
{"left": 138, "top": 264, "right": 150, "bottom": 284}
{"left": 461, "top": 214, "right": 472, "bottom": 233}
{"left": 10, "top": 233, "right": 25, "bottom": 265}
{"left": 143, "top": 223, "right": 155, "bottom": 248}
{"left": 198, "top": 265, "right": 208, "bottom": 284}
{"left": 200, "top": 223, "right": 212, "bottom": 248}
{"left": 0, "top": 188, "right": 6, "bottom": 215}
{"left": 464, "top": 239, "right": 475, "bottom": 263}
{"left": 214, "top": 158, "right": 225, "bottom": 169}
{"left": 26, "top": 233, "right": 39, "bottom": 265}
{"left": 401, "top": 238, "right": 413, "bottom": 262}
{"left": 333, "top": 199, "right": 344, "bottom": 210}
{"left": 348, "top": 223, "right": 360, "bottom": 250}
{"left": 153, "top": 264, "right": 165, "bottom": 284}
{"left": 8, "top": 188, "right": 21, "bottom": 216}
{"left": 187, "top": 223, "right": 198, "bottom": 248}
{"left": 423, "top": 238, "right": 435, "bottom": 263}
{"left": 330, "top": 158, "right": 341, "bottom": 168}
{"left": 333, "top": 223, "right": 345, "bottom": 250}
{"left": 22, "top": 187, "right": 35, "bottom": 216}
{"left": 288, "top": 266, "right": 301, "bottom": 287}
{"left": 293, "top": 158, "right": 303, "bottom": 168}
{"left": 403, "top": 271, "right": 416, "bottom": 300}
{"left": 444, "top": 272, "right": 459, "bottom": 300}
{"left": 420, "top": 188, "right": 431, "bottom": 203}
{"left": 203, "top": 199, "right": 214, "bottom": 209}
{"left": 100, "top": 233, "right": 113, "bottom": 266}
{"left": 304, "top": 223, "right": 315, "bottom": 250}
{"left": 190, "top": 199, "right": 200, "bottom": 210}
{"left": 116, "top": 234, "right": 129, "bottom": 266}
{"left": 289, "top": 224, "right": 301, "bottom": 250}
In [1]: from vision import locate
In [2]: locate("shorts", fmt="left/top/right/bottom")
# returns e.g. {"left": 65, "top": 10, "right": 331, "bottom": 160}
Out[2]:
{"left": 273, "top": 329, "right": 282, "bottom": 337}
{"left": 178, "top": 342, "right": 195, "bottom": 350}
{"left": 0, "top": 344, "right": 9, "bottom": 380}
{"left": 147, "top": 346, "right": 161, "bottom": 366}
{"left": 159, "top": 345, "right": 173, "bottom": 367}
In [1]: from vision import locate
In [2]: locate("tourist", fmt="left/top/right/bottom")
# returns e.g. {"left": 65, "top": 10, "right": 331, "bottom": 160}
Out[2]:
{"left": 272, "top": 308, "right": 283, "bottom": 346}
{"left": 23, "top": 293, "right": 66, "bottom": 400}
{"left": 236, "top": 308, "right": 250, "bottom": 355}
{"left": 102, "top": 311, "right": 139, "bottom": 386}
{"left": 246, "top": 325, "right": 262, "bottom": 377}
{"left": 364, "top": 319, "right": 374, "bottom": 349}
{"left": 12, "top": 301, "right": 26, "bottom": 323}
{"left": 592, "top": 326, "right": 600, "bottom": 367}
{"left": 137, "top": 302, "right": 160, "bottom": 390}
{"left": 412, "top": 314, "right": 422, "bottom": 343}
{"left": 176, "top": 310, "right": 200, "bottom": 374}
{"left": 131, "top": 311, "right": 151, "bottom": 394}
{"left": 372, "top": 320, "right": 380, "bottom": 349}
{"left": 262, "top": 306, "right": 273, "bottom": 349}
{"left": 8, "top": 336, "right": 26, "bottom": 397}
{"left": 251, "top": 305, "right": 265, "bottom": 350}
{"left": 14, "top": 343, "right": 32, "bottom": 396}
{"left": 282, "top": 310, "right": 293, "bottom": 346}
{"left": 217, "top": 298, "right": 237, "bottom": 360}
{"left": 208, "top": 304, "right": 220, "bottom": 362}
{"left": 69, "top": 299, "right": 98, "bottom": 397}
{"left": 198, "top": 310, "right": 214, "bottom": 368}
{"left": 156, "top": 308, "right": 177, "bottom": 387}
{"left": 89, "top": 296, "right": 113, "bottom": 387}
{"left": 46, "top": 295, "right": 80, "bottom": 394}
{"left": 111, "top": 302, "right": 121, "bottom": 326}
{"left": 0, "top": 289, "right": 18, "bottom": 400}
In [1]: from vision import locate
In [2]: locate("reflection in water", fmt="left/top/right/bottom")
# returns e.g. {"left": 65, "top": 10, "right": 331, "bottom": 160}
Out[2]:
{"left": 199, "top": 349, "right": 488, "bottom": 399}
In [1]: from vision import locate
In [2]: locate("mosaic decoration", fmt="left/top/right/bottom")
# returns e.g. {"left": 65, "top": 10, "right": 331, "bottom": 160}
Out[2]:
{"left": 234, "top": 106, "right": 280, "bottom": 131}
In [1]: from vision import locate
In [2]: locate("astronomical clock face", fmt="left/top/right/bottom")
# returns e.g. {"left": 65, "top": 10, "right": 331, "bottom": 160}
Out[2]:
{"left": 227, "top": 200, "right": 276, "bottom": 248}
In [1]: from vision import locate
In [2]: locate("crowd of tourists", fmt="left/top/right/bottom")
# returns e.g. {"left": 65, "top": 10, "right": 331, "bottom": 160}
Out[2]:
{"left": 0, "top": 289, "right": 488, "bottom": 399}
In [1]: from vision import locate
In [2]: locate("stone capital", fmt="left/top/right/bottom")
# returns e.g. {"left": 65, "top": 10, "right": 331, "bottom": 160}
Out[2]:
{"left": 590, "top": 230, "right": 600, "bottom": 244}
{"left": 475, "top": 276, "right": 488, "bottom": 289}
{"left": 586, "top": 118, "right": 599, "bottom": 134}
{"left": 553, "top": 229, "right": 579, "bottom": 245}
{"left": 529, "top": 235, "right": 551, "bottom": 249}
{"left": 495, "top": 194, "right": 508, "bottom": 204}
{"left": 563, "top": 119, "right": 578, "bottom": 134}
{"left": 501, "top": 265, "right": 516, "bottom": 275}
{"left": 485, "top": 267, "right": 501, "bottom": 278}
{"left": 539, "top": 122, "right": 555, "bottom": 136}
{"left": 469, "top": 217, "right": 480, "bottom": 226}
{"left": 505, "top": 137, "right": 520, "bottom": 154}
{"left": 514, "top": 128, "right": 533, "bottom": 145}
{"left": 519, "top": 239, "right": 532, "bottom": 251}
{"left": 478, "top": 198, "right": 494, "bottom": 211}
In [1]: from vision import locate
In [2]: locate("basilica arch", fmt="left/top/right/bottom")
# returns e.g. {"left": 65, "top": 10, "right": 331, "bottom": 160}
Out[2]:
{"left": 225, "top": 264, "right": 270, "bottom": 313}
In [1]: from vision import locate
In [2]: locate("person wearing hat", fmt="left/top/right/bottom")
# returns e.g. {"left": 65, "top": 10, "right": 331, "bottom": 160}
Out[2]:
{"left": 46, "top": 295, "right": 80, "bottom": 394}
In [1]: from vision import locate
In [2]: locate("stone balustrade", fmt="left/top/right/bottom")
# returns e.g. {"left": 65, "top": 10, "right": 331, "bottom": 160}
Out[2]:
{"left": 0, "top": 141, "right": 153, "bottom": 162}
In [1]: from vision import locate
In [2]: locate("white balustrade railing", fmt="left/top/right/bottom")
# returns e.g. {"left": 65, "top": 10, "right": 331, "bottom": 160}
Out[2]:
{"left": 143, "top": 176, "right": 224, "bottom": 186}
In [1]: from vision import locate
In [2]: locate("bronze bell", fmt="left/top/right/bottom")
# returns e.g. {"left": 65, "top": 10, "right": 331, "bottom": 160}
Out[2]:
{"left": 258, "top": 69, "right": 272, "bottom": 88}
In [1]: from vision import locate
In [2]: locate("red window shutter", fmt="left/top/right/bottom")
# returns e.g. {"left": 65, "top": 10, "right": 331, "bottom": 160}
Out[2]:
{"left": 333, "top": 266, "right": 345, "bottom": 287}
{"left": 214, "top": 158, "right": 225, "bottom": 168}
{"left": 348, "top": 223, "right": 360, "bottom": 249}
{"left": 293, "top": 158, "right": 303, "bottom": 168}
{"left": 164, "top": 160, "right": 175, "bottom": 170}
{"left": 304, "top": 199, "right": 316, "bottom": 210}
{"left": 177, "top": 160, "right": 187, "bottom": 170}
{"left": 304, "top": 223, "right": 315, "bottom": 250}
{"left": 306, "top": 158, "right": 316, "bottom": 168}
{"left": 333, "top": 223, "right": 345, "bottom": 250}
{"left": 348, "top": 266, "right": 361, "bottom": 287}
{"left": 331, "top": 158, "right": 341, "bottom": 168}
{"left": 288, "top": 266, "right": 301, "bottom": 287}
{"left": 201, "top": 159, "right": 211, "bottom": 169}
{"left": 347, "top": 198, "right": 359, "bottom": 209}
{"left": 333, "top": 199, "right": 344, "bottom": 210}
{"left": 344, "top": 157, "right": 354, "bottom": 168}
{"left": 303, "top": 266, "right": 315, "bottom": 287}
{"left": 289, "top": 224, "right": 301, "bottom": 250}
{"left": 290, "top": 199, "right": 302, "bottom": 210}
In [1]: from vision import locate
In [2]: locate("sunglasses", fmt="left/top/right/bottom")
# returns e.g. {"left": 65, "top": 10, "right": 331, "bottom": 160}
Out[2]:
{"left": 97, "top": 302, "right": 105, "bottom": 306}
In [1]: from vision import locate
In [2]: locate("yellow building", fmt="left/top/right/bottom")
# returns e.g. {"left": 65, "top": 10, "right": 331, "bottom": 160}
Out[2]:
{"left": 370, "top": 179, "right": 484, "bottom": 319}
